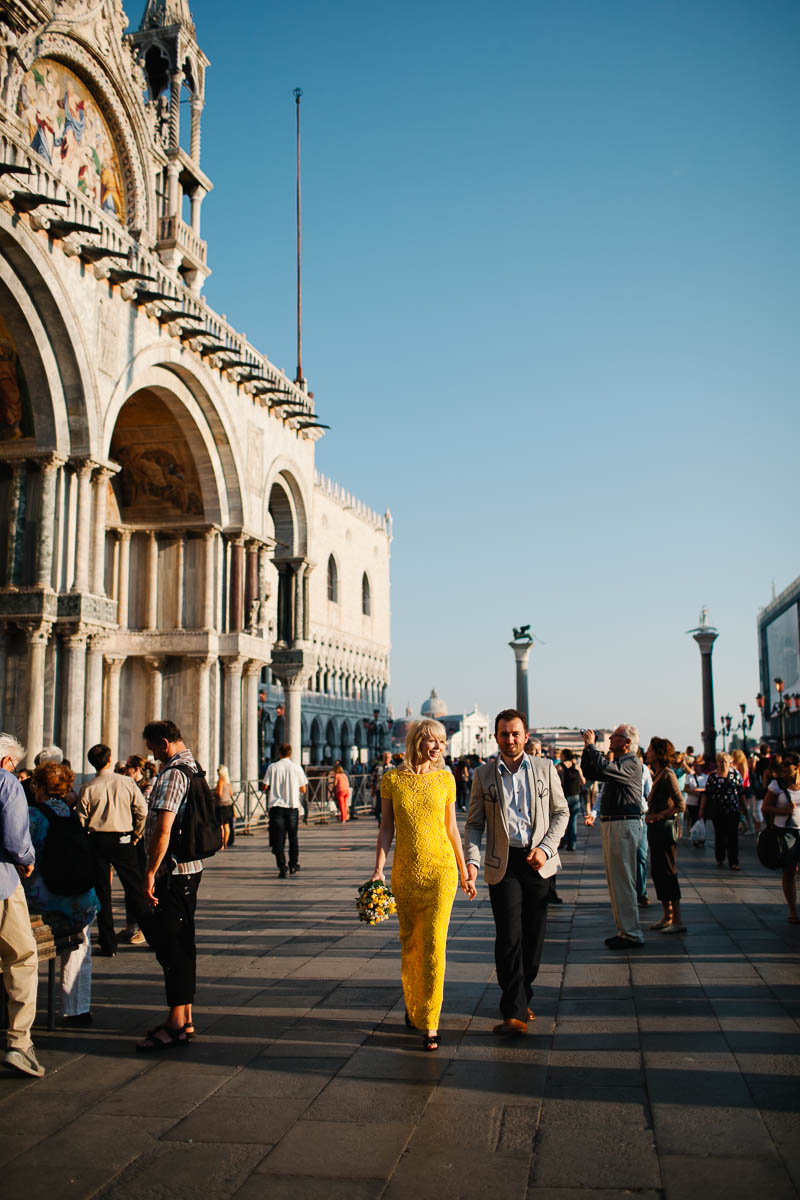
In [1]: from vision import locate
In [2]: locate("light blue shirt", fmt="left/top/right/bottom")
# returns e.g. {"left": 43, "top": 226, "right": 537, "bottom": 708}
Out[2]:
{"left": 0, "top": 768, "right": 35, "bottom": 900}
{"left": 497, "top": 756, "right": 533, "bottom": 848}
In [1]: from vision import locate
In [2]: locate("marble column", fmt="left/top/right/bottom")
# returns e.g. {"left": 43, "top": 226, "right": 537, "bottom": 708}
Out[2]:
{"left": 145, "top": 531, "right": 158, "bottom": 631}
{"left": 116, "top": 529, "right": 131, "bottom": 628}
{"left": 509, "top": 637, "right": 534, "bottom": 729}
{"left": 72, "top": 460, "right": 93, "bottom": 593}
{"left": 5, "top": 462, "right": 25, "bottom": 589}
{"left": 24, "top": 622, "right": 52, "bottom": 765}
{"left": 36, "top": 455, "right": 61, "bottom": 589}
{"left": 90, "top": 467, "right": 111, "bottom": 595}
{"left": 292, "top": 561, "right": 307, "bottom": 647}
{"left": 229, "top": 536, "right": 244, "bottom": 633}
{"left": 84, "top": 636, "right": 105, "bottom": 752}
{"left": 271, "top": 649, "right": 314, "bottom": 765}
{"left": 244, "top": 541, "right": 258, "bottom": 627}
{"left": 202, "top": 528, "right": 216, "bottom": 630}
{"left": 102, "top": 655, "right": 125, "bottom": 758}
{"left": 144, "top": 655, "right": 165, "bottom": 722}
{"left": 194, "top": 656, "right": 214, "bottom": 771}
{"left": 190, "top": 95, "right": 203, "bottom": 162}
{"left": 222, "top": 657, "right": 243, "bottom": 780}
{"left": 174, "top": 533, "right": 185, "bottom": 629}
{"left": 169, "top": 69, "right": 183, "bottom": 155}
{"left": 242, "top": 660, "right": 261, "bottom": 782}
{"left": 62, "top": 625, "right": 89, "bottom": 769}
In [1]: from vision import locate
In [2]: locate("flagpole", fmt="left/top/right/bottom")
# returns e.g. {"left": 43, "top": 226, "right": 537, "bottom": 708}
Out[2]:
{"left": 294, "top": 87, "right": 303, "bottom": 385}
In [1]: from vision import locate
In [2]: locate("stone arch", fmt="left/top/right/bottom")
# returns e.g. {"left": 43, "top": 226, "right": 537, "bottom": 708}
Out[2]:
{"left": 340, "top": 718, "right": 353, "bottom": 765}
{"left": 0, "top": 212, "right": 98, "bottom": 455}
{"left": 310, "top": 716, "right": 323, "bottom": 766}
{"left": 105, "top": 365, "right": 239, "bottom": 527}
{"left": 263, "top": 461, "right": 309, "bottom": 557}
{"left": 324, "top": 717, "right": 339, "bottom": 763}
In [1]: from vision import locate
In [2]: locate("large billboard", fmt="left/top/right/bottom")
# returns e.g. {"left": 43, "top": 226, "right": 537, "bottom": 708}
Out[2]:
{"left": 765, "top": 601, "right": 800, "bottom": 708}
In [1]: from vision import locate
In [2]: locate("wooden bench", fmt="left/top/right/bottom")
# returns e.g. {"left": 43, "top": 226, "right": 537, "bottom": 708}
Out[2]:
{"left": 0, "top": 913, "right": 83, "bottom": 1032}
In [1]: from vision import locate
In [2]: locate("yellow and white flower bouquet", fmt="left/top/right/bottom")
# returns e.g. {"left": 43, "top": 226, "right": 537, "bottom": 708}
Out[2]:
{"left": 355, "top": 880, "right": 397, "bottom": 925}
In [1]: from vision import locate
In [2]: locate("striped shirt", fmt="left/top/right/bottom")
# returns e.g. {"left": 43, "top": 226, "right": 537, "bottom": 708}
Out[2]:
{"left": 146, "top": 749, "right": 203, "bottom": 876}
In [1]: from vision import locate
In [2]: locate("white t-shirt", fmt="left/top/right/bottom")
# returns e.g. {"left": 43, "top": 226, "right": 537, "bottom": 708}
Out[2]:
{"left": 765, "top": 780, "right": 800, "bottom": 829}
{"left": 264, "top": 758, "right": 308, "bottom": 810}
{"left": 685, "top": 773, "right": 707, "bottom": 806}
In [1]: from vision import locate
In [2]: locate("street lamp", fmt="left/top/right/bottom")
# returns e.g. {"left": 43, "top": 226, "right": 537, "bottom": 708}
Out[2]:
{"left": 736, "top": 702, "right": 755, "bottom": 755}
{"left": 718, "top": 713, "right": 732, "bottom": 751}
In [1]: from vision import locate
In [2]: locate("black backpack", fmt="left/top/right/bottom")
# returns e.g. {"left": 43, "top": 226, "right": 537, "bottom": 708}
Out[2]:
{"left": 169, "top": 764, "right": 223, "bottom": 863}
{"left": 30, "top": 800, "right": 95, "bottom": 896}
{"left": 756, "top": 800, "right": 799, "bottom": 870}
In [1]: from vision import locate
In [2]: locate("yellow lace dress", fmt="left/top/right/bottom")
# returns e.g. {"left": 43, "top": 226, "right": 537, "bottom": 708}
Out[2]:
{"left": 380, "top": 767, "right": 459, "bottom": 1030}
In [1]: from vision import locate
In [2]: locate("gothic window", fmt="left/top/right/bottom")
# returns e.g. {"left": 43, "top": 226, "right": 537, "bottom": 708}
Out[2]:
{"left": 327, "top": 555, "right": 338, "bottom": 603}
{"left": 361, "top": 572, "right": 371, "bottom": 617}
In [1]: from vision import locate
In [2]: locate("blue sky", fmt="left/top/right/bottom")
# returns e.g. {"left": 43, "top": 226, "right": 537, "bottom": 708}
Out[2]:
{"left": 138, "top": 0, "right": 799, "bottom": 749}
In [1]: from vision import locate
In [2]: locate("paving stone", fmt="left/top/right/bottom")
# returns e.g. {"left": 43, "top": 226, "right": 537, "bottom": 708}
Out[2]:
{"left": 304, "top": 1077, "right": 433, "bottom": 1123}
{"left": 163, "top": 1096, "right": 308, "bottom": 1143}
{"left": 660, "top": 1153, "right": 798, "bottom": 1200}
{"left": 232, "top": 1178, "right": 384, "bottom": 1200}
{"left": 532, "top": 1089, "right": 659, "bottom": 1189}
{"left": 96, "top": 1140, "right": 267, "bottom": 1200}
{"left": 257, "top": 1120, "right": 411, "bottom": 1178}
{"left": 92, "top": 1061, "right": 225, "bottom": 1117}
{"left": 386, "top": 1143, "right": 530, "bottom": 1200}
{"left": 651, "top": 1101, "right": 777, "bottom": 1157}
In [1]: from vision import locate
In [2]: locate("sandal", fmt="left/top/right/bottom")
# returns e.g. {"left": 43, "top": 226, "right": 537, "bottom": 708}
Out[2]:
{"left": 136, "top": 1023, "right": 189, "bottom": 1053}
{"left": 422, "top": 1033, "right": 439, "bottom": 1052}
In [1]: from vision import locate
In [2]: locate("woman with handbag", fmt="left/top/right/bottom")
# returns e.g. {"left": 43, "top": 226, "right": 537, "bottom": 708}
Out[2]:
{"left": 702, "top": 753, "right": 746, "bottom": 870}
{"left": 644, "top": 738, "right": 686, "bottom": 934}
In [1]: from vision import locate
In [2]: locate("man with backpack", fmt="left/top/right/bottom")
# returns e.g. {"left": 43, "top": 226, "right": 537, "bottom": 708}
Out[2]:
{"left": 76, "top": 744, "right": 148, "bottom": 956}
{"left": 137, "top": 720, "right": 220, "bottom": 1052}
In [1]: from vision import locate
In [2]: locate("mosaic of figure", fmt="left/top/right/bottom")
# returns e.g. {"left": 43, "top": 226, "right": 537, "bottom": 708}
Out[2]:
{"left": 0, "top": 316, "right": 32, "bottom": 441}
{"left": 17, "top": 59, "right": 125, "bottom": 220}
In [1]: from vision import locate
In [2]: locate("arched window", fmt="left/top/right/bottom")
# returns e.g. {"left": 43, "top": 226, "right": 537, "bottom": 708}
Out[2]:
{"left": 327, "top": 555, "right": 338, "bottom": 603}
{"left": 361, "top": 572, "right": 371, "bottom": 616}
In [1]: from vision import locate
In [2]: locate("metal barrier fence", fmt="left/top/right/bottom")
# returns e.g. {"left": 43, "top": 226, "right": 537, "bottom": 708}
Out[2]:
{"left": 230, "top": 772, "right": 375, "bottom": 833}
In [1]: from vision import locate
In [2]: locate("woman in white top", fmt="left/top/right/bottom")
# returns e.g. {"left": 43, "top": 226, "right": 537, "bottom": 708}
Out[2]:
{"left": 761, "top": 752, "right": 800, "bottom": 924}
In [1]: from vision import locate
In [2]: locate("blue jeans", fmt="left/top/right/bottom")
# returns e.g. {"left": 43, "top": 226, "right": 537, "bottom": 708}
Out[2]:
{"left": 565, "top": 795, "right": 583, "bottom": 849}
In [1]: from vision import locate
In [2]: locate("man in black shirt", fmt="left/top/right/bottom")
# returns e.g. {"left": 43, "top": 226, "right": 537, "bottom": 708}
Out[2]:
{"left": 582, "top": 725, "right": 644, "bottom": 949}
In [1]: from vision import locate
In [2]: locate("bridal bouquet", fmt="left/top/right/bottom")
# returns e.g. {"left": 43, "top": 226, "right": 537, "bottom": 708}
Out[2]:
{"left": 355, "top": 880, "right": 397, "bottom": 925}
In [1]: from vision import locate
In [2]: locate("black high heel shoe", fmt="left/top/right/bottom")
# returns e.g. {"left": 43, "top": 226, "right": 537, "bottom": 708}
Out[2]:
{"left": 422, "top": 1032, "right": 439, "bottom": 1051}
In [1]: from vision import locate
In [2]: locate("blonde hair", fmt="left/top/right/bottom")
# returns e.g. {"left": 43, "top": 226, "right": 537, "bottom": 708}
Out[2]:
{"left": 403, "top": 719, "right": 447, "bottom": 771}
{"left": 730, "top": 749, "right": 747, "bottom": 776}
{"left": 217, "top": 764, "right": 231, "bottom": 784}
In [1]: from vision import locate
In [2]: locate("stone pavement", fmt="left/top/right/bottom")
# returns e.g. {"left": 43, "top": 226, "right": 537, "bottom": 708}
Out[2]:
{"left": 1, "top": 816, "right": 798, "bottom": 1200}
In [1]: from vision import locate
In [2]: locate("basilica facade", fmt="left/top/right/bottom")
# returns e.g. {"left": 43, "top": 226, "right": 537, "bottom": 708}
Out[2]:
{"left": 0, "top": 0, "right": 392, "bottom": 775}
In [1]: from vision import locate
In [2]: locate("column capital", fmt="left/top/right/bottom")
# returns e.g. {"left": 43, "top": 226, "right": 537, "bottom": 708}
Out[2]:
{"left": 243, "top": 658, "right": 263, "bottom": 679}
{"left": 104, "top": 653, "right": 125, "bottom": 675}
{"left": 115, "top": 526, "right": 132, "bottom": 544}
{"left": 71, "top": 457, "right": 97, "bottom": 479}
{"left": 92, "top": 462, "right": 120, "bottom": 483}
{"left": 63, "top": 623, "right": 90, "bottom": 649}
{"left": 202, "top": 525, "right": 219, "bottom": 543}
{"left": 20, "top": 620, "right": 52, "bottom": 647}
{"left": 143, "top": 654, "right": 166, "bottom": 673}
{"left": 222, "top": 655, "right": 245, "bottom": 678}
{"left": 88, "top": 632, "right": 109, "bottom": 653}
{"left": 38, "top": 451, "right": 67, "bottom": 474}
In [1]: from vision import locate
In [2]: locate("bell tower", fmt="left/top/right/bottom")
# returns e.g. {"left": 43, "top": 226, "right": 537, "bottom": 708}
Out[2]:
{"left": 129, "top": 0, "right": 212, "bottom": 293}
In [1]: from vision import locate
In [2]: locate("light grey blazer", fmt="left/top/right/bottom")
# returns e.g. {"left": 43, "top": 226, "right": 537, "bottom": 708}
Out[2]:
{"left": 464, "top": 754, "right": 569, "bottom": 885}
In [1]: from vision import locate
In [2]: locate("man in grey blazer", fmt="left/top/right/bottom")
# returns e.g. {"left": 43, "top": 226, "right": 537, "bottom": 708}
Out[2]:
{"left": 465, "top": 709, "right": 568, "bottom": 1035}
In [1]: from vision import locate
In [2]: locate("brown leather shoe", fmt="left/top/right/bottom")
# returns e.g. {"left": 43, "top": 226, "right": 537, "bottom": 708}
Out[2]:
{"left": 492, "top": 1018, "right": 528, "bottom": 1036}
{"left": 527, "top": 1009, "right": 536, "bottom": 1021}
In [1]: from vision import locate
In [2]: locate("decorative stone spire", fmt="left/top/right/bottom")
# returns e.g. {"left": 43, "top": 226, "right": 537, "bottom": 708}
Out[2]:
{"left": 139, "top": 0, "right": 195, "bottom": 33}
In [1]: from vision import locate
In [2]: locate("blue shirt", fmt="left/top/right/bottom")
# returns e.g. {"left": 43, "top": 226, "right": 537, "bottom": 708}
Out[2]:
{"left": 497, "top": 756, "right": 533, "bottom": 848}
{"left": 0, "top": 768, "right": 35, "bottom": 900}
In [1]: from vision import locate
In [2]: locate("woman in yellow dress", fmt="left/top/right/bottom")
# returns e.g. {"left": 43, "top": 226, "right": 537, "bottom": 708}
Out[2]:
{"left": 371, "top": 719, "right": 476, "bottom": 1050}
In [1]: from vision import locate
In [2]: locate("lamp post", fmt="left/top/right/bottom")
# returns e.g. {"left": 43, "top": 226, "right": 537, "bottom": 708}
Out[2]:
{"left": 736, "top": 702, "right": 755, "bottom": 755}
{"left": 719, "top": 713, "right": 732, "bottom": 751}
{"left": 775, "top": 677, "right": 787, "bottom": 751}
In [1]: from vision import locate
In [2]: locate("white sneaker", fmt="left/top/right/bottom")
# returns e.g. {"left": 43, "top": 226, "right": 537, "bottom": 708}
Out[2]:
{"left": 3, "top": 1045, "right": 45, "bottom": 1077}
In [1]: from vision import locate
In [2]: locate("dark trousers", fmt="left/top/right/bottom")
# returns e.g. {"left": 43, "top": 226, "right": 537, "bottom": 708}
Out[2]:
{"left": 269, "top": 807, "right": 299, "bottom": 873}
{"left": 141, "top": 871, "right": 201, "bottom": 1007}
{"left": 488, "top": 848, "right": 551, "bottom": 1022}
{"left": 647, "top": 827, "right": 682, "bottom": 901}
{"left": 90, "top": 831, "right": 147, "bottom": 953}
{"left": 713, "top": 813, "right": 740, "bottom": 867}
{"left": 125, "top": 839, "right": 147, "bottom": 926}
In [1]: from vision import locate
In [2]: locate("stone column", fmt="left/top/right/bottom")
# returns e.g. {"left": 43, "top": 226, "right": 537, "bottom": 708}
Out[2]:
{"left": 24, "top": 621, "right": 52, "bottom": 765}
{"left": 292, "top": 561, "right": 307, "bottom": 648}
{"left": 244, "top": 541, "right": 259, "bottom": 626}
{"left": 144, "top": 655, "right": 166, "bottom": 722}
{"left": 61, "top": 625, "right": 89, "bottom": 769}
{"left": 116, "top": 529, "right": 131, "bottom": 628}
{"left": 242, "top": 660, "right": 261, "bottom": 782}
{"left": 72, "top": 460, "right": 93, "bottom": 593}
{"left": 102, "top": 655, "right": 125, "bottom": 758}
{"left": 692, "top": 623, "right": 719, "bottom": 762}
{"left": 222, "top": 657, "right": 244, "bottom": 780}
{"left": 174, "top": 533, "right": 185, "bottom": 629}
{"left": 189, "top": 186, "right": 204, "bottom": 234}
{"left": 90, "top": 467, "right": 112, "bottom": 595}
{"left": 229, "top": 536, "right": 244, "bottom": 633}
{"left": 202, "top": 527, "right": 216, "bottom": 630}
{"left": 271, "top": 648, "right": 315, "bottom": 764}
{"left": 36, "top": 455, "right": 61, "bottom": 589}
{"left": 5, "top": 462, "right": 25, "bottom": 589}
{"left": 84, "top": 636, "right": 105, "bottom": 752}
{"left": 194, "top": 656, "right": 214, "bottom": 771}
{"left": 509, "top": 636, "right": 534, "bottom": 729}
{"left": 169, "top": 69, "right": 183, "bottom": 155}
{"left": 190, "top": 95, "right": 203, "bottom": 162}
{"left": 145, "top": 531, "right": 158, "bottom": 631}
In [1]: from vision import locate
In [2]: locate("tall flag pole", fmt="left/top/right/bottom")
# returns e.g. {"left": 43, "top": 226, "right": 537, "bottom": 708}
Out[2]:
{"left": 294, "top": 87, "right": 303, "bottom": 385}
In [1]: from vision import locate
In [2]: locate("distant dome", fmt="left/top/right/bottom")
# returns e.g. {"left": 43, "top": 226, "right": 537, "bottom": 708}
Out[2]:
{"left": 421, "top": 688, "right": 447, "bottom": 718}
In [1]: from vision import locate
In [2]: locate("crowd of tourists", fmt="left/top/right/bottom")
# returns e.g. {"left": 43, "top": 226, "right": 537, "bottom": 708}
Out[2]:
{"left": 0, "top": 714, "right": 796, "bottom": 1077}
